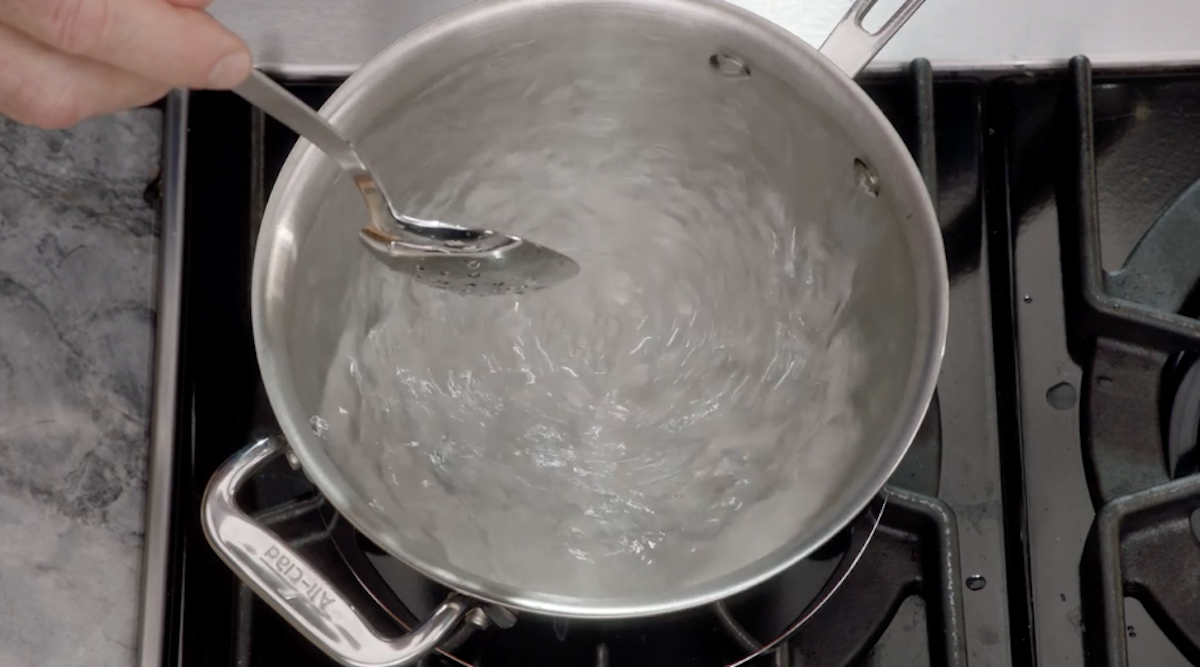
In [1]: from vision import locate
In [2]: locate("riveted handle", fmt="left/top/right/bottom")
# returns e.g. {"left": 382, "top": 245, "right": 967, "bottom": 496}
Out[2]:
{"left": 819, "top": 0, "right": 927, "bottom": 78}
{"left": 202, "top": 436, "right": 472, "bottom": 667}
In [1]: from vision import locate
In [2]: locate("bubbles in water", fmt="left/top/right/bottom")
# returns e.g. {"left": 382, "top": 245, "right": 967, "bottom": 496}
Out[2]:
{"left": 309, "top": 415, "right": 330, "bottom": 439}
{"left": 307, "top": 32, "right": 886, "bottom": 600}
{"left": 854, "top": 159, "right": 881, "bottom": 198}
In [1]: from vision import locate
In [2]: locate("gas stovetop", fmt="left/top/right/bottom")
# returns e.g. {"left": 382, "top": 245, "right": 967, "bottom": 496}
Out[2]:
{"left": 147, "top": 58, "right": 1200, "bottom": 667}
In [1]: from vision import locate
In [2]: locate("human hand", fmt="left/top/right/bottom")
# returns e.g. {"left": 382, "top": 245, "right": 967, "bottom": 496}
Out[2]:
{"left": 0, "top": 0, "right": 250, "bottom": 129}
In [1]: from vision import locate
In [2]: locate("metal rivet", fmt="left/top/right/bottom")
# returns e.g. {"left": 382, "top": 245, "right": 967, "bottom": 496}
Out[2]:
{"left": 709, "top": 53, "right": 751, "bottom": 78}
{"left": 966, "top": 575, "right": 987, "bottom": 591}
{"left": 285, "top": 451, "right": 302, "bottom": 471}
{"left": 484, "top": 606, "right": 518, "bottom": 629}
{"left": 465, "top": 608, "right": 491, "bottom": 630}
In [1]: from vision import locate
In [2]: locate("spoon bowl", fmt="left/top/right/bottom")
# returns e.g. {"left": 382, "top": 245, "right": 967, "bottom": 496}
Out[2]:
{"left": 233, "top": 70, "right": 580, "bottom": 296}
{"left": 359, "top": 217, "right": 581, "bottom": 296}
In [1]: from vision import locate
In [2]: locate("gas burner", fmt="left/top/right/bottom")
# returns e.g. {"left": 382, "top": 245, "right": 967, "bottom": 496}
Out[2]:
{"left": 1051, "top": 57, "right": 1200, "bottom": 667}
{"left": 1062, "top": 54, "right": 1200, "bottom": 502}
{"left": 238, "top": 481, "right": 965, "bottom": 667}
{"left": 1068, "top": 59, "right": 1200, "bottom": 501}
{"left": 1087, "top": 476, "right": 1200, "bottom": 667}
{"left": 164, "top": 58, "right": 1006, "bottom": 667}
{"left": 322, "top": 500, "right": 871, "bottom": 667}
{"left": 1166, "top": 351, "right": 1200, "bottom": 478}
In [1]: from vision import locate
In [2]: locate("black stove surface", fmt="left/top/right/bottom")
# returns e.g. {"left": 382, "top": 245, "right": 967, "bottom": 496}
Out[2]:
{"left": 158, "top": 59, "right": 1200, "bottom": 667}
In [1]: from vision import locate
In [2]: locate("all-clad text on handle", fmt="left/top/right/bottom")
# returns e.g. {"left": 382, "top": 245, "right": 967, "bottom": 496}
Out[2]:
{"left": 201, "top": 435, "right": 472, "bottom": 667}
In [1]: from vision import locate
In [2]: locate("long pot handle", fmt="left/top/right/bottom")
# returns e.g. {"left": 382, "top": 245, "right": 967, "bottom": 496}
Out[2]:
{"left": 202, "top": 436, "right": 472, "bottom": 667}
{"left": 819, "top": 0, "right": 927, "bottom": 78}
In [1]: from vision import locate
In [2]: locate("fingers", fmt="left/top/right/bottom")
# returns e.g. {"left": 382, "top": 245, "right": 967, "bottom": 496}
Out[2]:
{"left": 0, "top": 0, "right": 251, "bottom": 90}
{"left": 0, "top": 21, "right": 168, "bottom": 129}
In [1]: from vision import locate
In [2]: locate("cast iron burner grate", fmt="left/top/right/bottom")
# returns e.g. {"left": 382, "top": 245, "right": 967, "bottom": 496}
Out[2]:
{"left": 1000, "top": 55, "right": 1200, "bottom": 667}
{"left": 160, "top": 61, "right": 1007, "bottom": 667}
{"left": 1060, "top": 58, "right": 1200, "bottom": 667}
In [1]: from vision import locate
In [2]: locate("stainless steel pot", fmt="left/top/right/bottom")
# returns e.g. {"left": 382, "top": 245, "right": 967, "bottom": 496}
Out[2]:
{"left": 202, "top": 0, "right": 948, "bottom": 665}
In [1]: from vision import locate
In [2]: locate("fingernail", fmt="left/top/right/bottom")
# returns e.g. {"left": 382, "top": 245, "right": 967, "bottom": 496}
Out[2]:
{"left": 207, "top": 52, "right": 251, "bottom": 89}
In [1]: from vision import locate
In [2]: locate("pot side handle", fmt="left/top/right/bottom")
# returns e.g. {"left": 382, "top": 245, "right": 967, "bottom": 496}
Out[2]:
{"left": 201, "top": 436, "right": 471, "bottom": 667}
{"left": 819, "top": 0, "right": 927, "bottom": 78}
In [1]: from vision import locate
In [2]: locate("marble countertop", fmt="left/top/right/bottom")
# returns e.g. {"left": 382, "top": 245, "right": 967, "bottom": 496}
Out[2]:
{"left": 0, "top": 111, "right": 162, "bottom": 667}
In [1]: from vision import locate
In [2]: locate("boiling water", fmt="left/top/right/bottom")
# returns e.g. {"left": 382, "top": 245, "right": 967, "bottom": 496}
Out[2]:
{"left": 306, "top": 35, "right": 879, "bottom": 599}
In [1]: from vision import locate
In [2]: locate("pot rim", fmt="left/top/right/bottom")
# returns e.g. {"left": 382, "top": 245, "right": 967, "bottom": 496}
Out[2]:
{"left": 251, "top": 0, "right": 949, "bottom": 619}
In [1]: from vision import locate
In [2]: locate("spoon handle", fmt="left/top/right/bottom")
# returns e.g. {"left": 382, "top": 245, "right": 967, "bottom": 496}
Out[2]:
{"left": 232, "top": 70, "right": 371, "bottom": 178}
